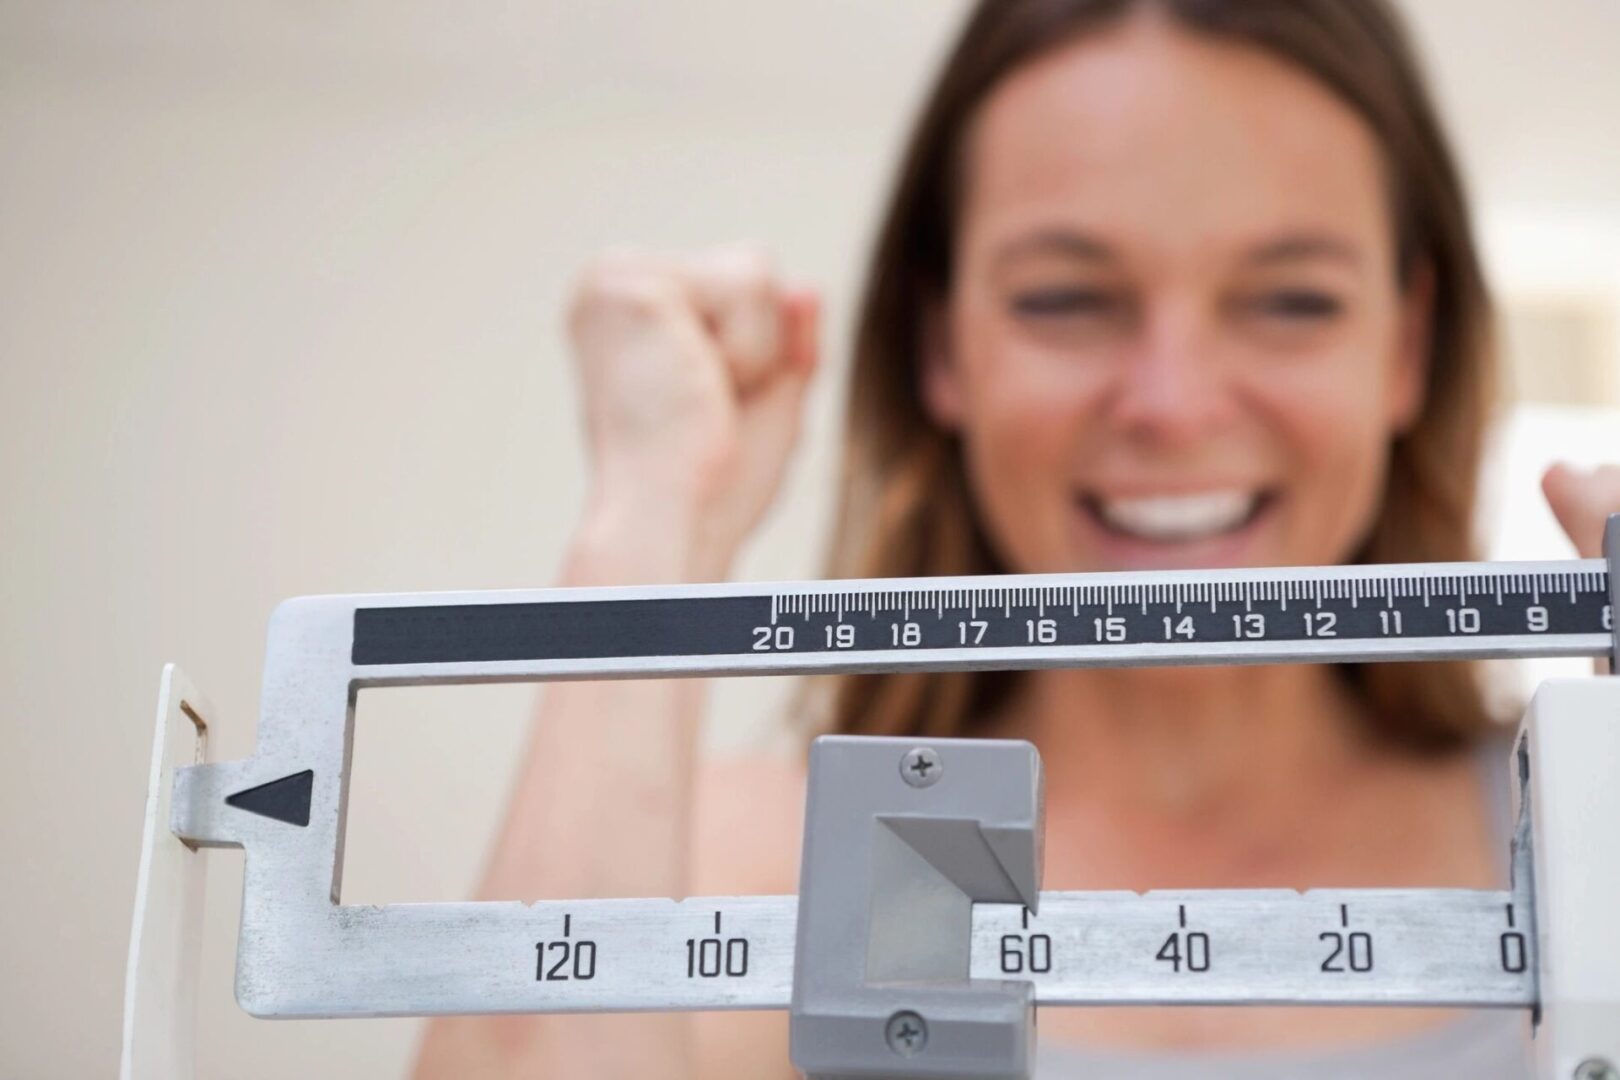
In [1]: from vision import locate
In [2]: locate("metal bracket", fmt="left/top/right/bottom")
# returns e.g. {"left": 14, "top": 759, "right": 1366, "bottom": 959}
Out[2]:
{"left": 789, "top": 736, "right": 1044, "bottom": 1080}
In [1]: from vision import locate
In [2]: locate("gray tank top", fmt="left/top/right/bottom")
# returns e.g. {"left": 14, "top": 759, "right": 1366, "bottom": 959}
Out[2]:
{"left": 1035, "top": 738, "right": 1534, "bottom": 1079}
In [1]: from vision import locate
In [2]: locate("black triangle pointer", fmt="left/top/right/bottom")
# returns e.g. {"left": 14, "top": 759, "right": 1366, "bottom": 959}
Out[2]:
{"left": 225, "top": 769, "right": 314, "bottom": 827}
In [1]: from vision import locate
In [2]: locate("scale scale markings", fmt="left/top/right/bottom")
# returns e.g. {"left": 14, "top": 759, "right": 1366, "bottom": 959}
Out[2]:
{"left": 438, "top": 888, "right": 1537, "bottom": 1013}
{"left": 968, "top": 889, "right": 1537, "bottom": 1006}
{"left": 352, "top": 564, "right": 1610, "bottom": 667}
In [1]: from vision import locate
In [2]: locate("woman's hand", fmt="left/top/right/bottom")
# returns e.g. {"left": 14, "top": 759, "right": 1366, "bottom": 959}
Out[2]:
{"left": 567, "top": 245, "right": 820, "bottom": 582}
{"left": 1542, "top": 462, "right": 1620, "bottom": 559}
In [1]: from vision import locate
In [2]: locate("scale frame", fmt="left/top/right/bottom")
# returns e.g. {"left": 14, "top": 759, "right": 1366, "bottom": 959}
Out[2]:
{"left": 122, "top": 535, "right": 1620, "bottom": 1079}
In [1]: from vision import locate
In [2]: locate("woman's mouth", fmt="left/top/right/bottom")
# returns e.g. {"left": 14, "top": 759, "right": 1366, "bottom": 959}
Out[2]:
{"left": 1081, "top": 489, "right": 1273, "bottom": 543}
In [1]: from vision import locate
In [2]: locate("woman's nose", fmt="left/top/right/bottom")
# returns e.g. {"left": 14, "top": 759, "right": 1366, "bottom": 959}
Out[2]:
{"left": 1108, "top": 307, "right": 1235, "bottom": 446}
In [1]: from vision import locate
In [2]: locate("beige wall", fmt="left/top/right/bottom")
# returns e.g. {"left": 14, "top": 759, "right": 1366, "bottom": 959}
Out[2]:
{"left": 1, "top": 2, "right": 1616, "bottom": 1077}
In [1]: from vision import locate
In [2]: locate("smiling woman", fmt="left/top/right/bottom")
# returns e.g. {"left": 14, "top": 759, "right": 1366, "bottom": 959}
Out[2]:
{"left": 410, "top": 1, "right": 1620, "bottom": 1078}
{"left": 824, "top": 0, "right": 1493, "bottom": 754}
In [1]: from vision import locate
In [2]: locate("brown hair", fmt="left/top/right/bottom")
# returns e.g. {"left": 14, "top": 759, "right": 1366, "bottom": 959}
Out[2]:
{"left": 816, "top": 0, "right": 1495, "bottom": 752}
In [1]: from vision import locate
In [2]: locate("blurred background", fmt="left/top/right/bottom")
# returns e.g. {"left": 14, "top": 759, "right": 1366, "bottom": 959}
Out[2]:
{"left": 1, "top": 1, "right": 1616, "bottom": 1076}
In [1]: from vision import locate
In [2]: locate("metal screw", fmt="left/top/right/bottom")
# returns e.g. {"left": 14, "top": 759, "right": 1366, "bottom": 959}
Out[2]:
{"left": 1575, "top": 1060, "right": 1620, "bottom": 1080}
{"left": 885, "top": 1010, "right": 928, "bottom": 1056}
{"left": 900, "top": 747, "right": 942, "bottom": 788}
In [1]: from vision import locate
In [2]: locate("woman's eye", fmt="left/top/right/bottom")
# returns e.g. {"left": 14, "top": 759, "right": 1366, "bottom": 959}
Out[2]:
{"left": 1009, "top": 287, "right": 1123, "bottom": 318}
{"left": 1245, "top": 289, "right": 1343, "bottom": 321}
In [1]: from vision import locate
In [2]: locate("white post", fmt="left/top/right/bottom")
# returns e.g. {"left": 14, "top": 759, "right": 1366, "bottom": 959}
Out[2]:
{"left": 120, "top": 665, "right": 212, "bottom": 1080}
{"left": 1520, "top": 677, "right": 1620, "bottom": 1079}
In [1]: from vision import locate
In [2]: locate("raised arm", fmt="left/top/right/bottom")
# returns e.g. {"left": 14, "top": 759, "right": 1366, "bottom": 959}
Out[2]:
{"left": 412, "top": 247, "right": 818, "bottom": 1079}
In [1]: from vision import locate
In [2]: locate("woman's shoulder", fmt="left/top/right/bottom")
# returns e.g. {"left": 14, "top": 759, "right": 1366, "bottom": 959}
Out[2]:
{"left": 691, "top": 752, "right": 805, "bottom": 896}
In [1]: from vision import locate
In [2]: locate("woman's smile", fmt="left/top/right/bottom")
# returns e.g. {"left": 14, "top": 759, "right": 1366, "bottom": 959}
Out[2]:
{"left": 1074, "top": 486, "right": 1281, "bottom": 568}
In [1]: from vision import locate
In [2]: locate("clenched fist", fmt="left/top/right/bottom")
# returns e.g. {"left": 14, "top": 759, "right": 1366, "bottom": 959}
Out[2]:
{"left": 565, "top": 246, "right": 820, "bottom": 582}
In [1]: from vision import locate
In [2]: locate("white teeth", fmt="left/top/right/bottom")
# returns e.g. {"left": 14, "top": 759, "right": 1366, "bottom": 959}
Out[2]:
{"left": 1095, "top": 490, "right": 1257, "bottom": 541}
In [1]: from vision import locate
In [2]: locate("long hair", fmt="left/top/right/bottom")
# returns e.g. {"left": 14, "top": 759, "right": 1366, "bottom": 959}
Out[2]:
{"left": 816, "top": 0, "right": 1495, "bottom": 752}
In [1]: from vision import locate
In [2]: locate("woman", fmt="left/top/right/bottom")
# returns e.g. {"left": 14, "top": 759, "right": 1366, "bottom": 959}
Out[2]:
{"left": 415, "top": 1, "right": 1619, "bottom": 1076}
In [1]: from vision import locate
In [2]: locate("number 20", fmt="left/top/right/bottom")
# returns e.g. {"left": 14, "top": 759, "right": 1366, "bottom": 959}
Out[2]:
{"left": 751, "top": 626, "right": 794, "bottom": 651}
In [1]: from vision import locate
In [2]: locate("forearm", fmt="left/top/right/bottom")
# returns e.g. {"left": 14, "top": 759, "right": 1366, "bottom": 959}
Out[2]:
{"left": 413, "top": 500, "right": 723, "bottom": 1079}
{"left": 485, "top": 505, "right": 717, "bottom": 902}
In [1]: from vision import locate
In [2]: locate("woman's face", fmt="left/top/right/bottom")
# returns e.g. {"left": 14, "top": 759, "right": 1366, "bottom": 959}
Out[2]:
{"left": 927, "top": 12, "right": 1429, "bottom": 574}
